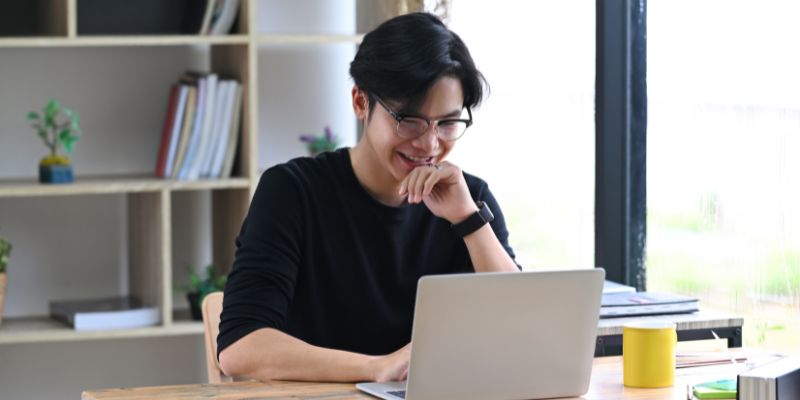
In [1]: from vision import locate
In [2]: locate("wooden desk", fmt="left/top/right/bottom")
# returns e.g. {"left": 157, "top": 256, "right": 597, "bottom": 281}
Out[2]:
{"left": 82, "top": 355, "right": 752, "bottom": 400}
{"left": 596, "top": 310, "right": 744, "bottom": 356}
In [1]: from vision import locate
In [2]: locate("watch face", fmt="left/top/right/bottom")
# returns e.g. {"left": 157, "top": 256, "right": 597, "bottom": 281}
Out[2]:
{"left": 478, "top": 201, "right": 494, "bottom": 223}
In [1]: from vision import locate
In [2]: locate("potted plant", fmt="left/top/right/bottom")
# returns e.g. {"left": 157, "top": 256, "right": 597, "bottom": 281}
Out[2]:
{"left": 0, "top": 236, "right": 11, "bottom": 326}
{"left": 177, "top": 264, "right": 226, "bottom": 320}
{"left": 27, "top": 98, "right": 82, "bottom": 184}
{"left": 299, "top": 126, "right": 339, "bottom": 156}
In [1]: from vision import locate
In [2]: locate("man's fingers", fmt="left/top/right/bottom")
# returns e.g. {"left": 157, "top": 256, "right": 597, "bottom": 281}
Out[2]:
{"left": 412, "top": 167, "right": 434, "bottom": 202}
{"left": 422, "top": 170, "right": 441, "bottom": 197}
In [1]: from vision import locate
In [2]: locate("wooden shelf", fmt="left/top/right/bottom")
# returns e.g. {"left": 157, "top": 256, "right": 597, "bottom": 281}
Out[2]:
{"left": 0, "top": 34, "right": 250, "bottom": 48}
{"left": 256, "top": 33, "right": 364, "bottom": 45}
{"left": 0, "top": 33, "right": 364, "bottom": 48}
{"left": 0, "top": 175, "right": 251, "bottom": 198}
{"left": 0, "top": 316, "right": 203, "bottom": 344}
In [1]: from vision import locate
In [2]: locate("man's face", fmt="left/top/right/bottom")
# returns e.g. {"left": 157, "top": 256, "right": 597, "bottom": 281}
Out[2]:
{"left": 361, "top": 76, "right": 466, "bottom": 184}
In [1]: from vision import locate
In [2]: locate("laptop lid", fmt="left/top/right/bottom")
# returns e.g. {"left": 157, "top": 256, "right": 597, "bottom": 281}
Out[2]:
{"left": 400, "top": 268, "right": 604, "bottom": 400}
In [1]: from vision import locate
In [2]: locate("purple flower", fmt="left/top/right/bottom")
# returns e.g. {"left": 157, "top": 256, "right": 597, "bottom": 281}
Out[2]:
{"left": 299, "top": 134, "right": 316, "bottom": 143}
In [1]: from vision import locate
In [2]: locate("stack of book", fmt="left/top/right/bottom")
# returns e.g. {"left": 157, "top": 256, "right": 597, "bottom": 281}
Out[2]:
{"left": 50, "top": 296, "right": 159, "bottom": 331}
{"left": 155, "top": 71, "right": 243, "bottom": 180}
{"left": 199, "top": 0, "right": 240, "bottom": 35}
{"left": 600, "top": 291, "right": 699, "bottom": 318}
{"left": 739, "top": 355, "right": 800, "bottom": 400}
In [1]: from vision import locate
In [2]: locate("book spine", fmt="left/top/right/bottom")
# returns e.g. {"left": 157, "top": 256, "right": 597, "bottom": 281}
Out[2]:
{"left": 164, "top": 85, "right": 189, "bottom": 177}
{"left": 155, "top": 85, "right": 179, "bottom": 178}
{"left": 178, "top": 77, "right": 207, "bottom": 181}
{"left": 188, "top": 73, "right": 218, "bottom": 180}
{"left": 209, "top": 80, "right": 236, "bottom": 178}
{"left": 220, "top": 82, "right": 243, "bottom": 178}
{"left": 171, "top": 86, "right": 198, "bottom": 179}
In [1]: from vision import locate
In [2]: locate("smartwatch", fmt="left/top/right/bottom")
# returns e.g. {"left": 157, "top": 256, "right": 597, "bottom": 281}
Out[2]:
{"left": 451, "top": 201, "right": 494, "bottom": 237}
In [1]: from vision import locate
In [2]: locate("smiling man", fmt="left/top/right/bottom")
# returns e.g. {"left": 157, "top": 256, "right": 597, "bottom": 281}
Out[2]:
{"left": 217, "top": 12, "right": 520, "bottom": 383}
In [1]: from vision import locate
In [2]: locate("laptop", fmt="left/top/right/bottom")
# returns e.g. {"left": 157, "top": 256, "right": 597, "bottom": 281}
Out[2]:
{"left": 356, "top": 268, "right": 605, "bottom": 400}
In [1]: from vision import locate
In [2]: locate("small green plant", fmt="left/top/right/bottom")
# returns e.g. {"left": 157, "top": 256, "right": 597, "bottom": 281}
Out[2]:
{"left": 27, "top": 98, "right": 82, "bottom": 166}
{"left": 178, "top": 264, "right": 226, "bottom": 303}
{"left": 299, "top": 126, "right": 339, "bottom": 156}
{"left": 753, "top": 320, "right": 785, "bottom": 346}
{"left": 0, "top": 236, "right": 10, "bottom": 273}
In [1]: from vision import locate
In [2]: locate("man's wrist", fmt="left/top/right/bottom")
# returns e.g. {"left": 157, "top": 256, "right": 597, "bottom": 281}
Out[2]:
{"left": 451, "top": 201, "right": 494, "bottom": 238}
{"left": 448, "top": 203, "right": 480, "bottom": 225}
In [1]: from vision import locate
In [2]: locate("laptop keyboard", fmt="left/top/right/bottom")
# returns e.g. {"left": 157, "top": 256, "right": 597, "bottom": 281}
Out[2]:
{"left": 387, "top": 390, "right": 407, "bottom": 399}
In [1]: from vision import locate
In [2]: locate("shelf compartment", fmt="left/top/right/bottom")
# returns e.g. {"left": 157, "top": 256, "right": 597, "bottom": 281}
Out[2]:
{"left": 0, "top": 0, "right": 69, "bottom": 38}
{"left": 0, "top": 316, "right": 203, "bottom": 344}
{"left": 0, "top": 176, "right": 251, "bottom": 198}
{"left": 0, "top": 34, "right": 250, "bottom": 48}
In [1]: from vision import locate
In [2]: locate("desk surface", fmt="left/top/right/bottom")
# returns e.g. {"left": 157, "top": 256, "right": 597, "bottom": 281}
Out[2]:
{"left": 82, "top": 355, "right": 753, "bottom": 400}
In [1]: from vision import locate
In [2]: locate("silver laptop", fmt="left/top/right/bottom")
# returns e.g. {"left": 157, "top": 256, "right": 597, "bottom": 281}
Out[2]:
{"left": 356, "top": 268, "right": 605, "bottom": 400}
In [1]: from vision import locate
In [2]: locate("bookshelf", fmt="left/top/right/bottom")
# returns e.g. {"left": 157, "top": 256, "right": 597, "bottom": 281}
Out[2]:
{"left": 0, "top": 0, "right": 360, "bottom": 345}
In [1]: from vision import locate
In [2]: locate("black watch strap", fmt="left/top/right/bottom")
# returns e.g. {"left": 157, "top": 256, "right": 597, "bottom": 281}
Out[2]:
{"left": 451, "top": 201, "right": 494, "bottom": 237}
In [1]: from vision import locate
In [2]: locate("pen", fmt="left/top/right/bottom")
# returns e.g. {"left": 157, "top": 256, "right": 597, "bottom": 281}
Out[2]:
{"left": 711, "top": 330, "right": 737, "bottom": 364}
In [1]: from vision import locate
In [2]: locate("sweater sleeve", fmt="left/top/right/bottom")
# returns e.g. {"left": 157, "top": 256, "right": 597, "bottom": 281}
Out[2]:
{"left": 466, "top": 176, "right": 521, "bottom": 270}
{"left": 217, "top": 167, "right": 305, "bottom": 357}
{"left": 480, "top": 186, "right": 520, "bottom": 269}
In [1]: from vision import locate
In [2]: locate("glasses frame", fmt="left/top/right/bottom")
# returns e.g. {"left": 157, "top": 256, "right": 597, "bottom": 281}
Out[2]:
{"left": 373, "top": 96, "right": 473, "bottom": 141}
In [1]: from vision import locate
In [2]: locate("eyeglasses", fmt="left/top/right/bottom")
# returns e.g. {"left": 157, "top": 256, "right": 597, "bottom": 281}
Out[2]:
{"left": 374, "top": 96, "right": 473, "bottom": 141}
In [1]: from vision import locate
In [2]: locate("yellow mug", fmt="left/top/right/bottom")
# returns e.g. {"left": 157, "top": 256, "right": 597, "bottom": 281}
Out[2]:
{"left": 622, "top": 321, "right": 677, "bottom": 388}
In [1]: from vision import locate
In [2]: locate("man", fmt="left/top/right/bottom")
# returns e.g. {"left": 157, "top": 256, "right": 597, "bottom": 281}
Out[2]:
{"left": 218, "top": 12, "right": 519, "bottom": 383}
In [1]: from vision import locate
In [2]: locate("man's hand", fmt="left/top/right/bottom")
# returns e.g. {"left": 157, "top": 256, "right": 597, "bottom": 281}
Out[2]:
{"left": 369, "top": 343, "right": 412, "bottom": 382}
{"left": 399, "top": 162, "right": 477, "bottom": 224}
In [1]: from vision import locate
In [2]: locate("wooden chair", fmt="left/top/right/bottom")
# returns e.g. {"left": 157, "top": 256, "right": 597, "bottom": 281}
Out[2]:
{"left": 201, "top": 292, "right": 233, "bottom": 383}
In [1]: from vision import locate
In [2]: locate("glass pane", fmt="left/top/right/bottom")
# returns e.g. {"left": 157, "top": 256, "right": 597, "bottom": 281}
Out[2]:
{"left": 647, "top": 0, "right": 800, "bottom": 352}
{"left": 449, "top": 1, "right": 595, "bottom": 269}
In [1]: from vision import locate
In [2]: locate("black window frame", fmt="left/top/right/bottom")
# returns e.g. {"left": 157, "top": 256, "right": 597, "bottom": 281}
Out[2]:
{"left": 595, "top": 0, "right": 648, "bottom": 290}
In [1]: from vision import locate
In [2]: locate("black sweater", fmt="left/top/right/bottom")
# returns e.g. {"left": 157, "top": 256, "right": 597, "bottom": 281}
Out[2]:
{"left": 218, "top": 148, "right": 516, "bottom": 357}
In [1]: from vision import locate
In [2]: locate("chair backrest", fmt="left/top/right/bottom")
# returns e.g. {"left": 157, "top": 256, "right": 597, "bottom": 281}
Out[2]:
{"left": 201, "top": 291, "right": 232, "bottom": 383}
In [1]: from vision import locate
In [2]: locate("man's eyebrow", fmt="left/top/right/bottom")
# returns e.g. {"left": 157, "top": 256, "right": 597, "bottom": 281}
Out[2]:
{"left": 399, "top": 108, "right": 465, "bottom": 119}
{"left": 440, "top": 109, "right": 465, "bottom": 119}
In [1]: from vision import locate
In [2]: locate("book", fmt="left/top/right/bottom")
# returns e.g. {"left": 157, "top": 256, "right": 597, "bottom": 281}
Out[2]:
{"left": 209, "top": 80, "right": 237, "bottom": 178}
{"left": 677, "top": 351, "right": 748, "bottom": 368}
{"left": 198, "top": 0, "right": 217, "bottom": 35}
{"left": 219, "top": 82, "right": 243, "bottom": 178}
{"left": 177, "top": 73, "right": 208, "bottom": 180}
{"left": 199, "top": 79, "right": 231, "bottom": 177}
{"left": 692, "top": 378, "right": 737, "bottom": 399}
{"left": 164, "top": 85, "right": 189, "bottom": 177}
{"left": 187, "top": 73, "right": 218, "bottom": 180}
{"left": 603, "top": 280, "right": 636, "bottom": 294}
{"left": 738, "top": 355, "right": 800, "bottom": 400}
{"left": 170, "top": 86, "right": 198, "bottom": 179}
{"left": 209, "top": 0, "right": 240, "bottom": 35}
{"left": 600, "top": 291, "right": 698, "bottom": 318}
{"left": 154, "top": 85, "right": 179, "bottom": 177}
{"left": 49, "top": 296, "right": 159, "bottom": 331}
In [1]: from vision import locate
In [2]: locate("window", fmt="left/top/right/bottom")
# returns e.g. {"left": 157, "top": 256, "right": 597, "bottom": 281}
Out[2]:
{"left": 449, "top": 1, "right": 595, "bottom": 268}
{"left": 647, "top": 0, "right": 800, "bottom": 351}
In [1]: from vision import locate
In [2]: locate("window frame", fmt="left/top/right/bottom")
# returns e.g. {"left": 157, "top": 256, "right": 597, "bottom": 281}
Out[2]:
{"left": 595, "top": 0, "right": 648, "bottom": 290}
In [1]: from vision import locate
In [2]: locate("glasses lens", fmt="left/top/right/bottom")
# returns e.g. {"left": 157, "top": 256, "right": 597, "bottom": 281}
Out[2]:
{"left": 396, "top": 117, "right": 429, "bottom": 138}
{"left": 437, "top": 120, "right": 469, "bottom": 141}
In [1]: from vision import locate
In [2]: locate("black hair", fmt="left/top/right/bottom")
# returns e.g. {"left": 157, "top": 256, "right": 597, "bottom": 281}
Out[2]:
{"left": 349, "top": 12, "right": 488, "bottom": 118}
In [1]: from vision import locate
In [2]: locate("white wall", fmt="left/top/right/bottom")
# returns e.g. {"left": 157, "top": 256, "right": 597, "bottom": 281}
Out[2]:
{"left": 0, "top": 1, "right": 363, "bottom": 398}
{"left": 255, "top": 0, "right": 357, "bottom": 168}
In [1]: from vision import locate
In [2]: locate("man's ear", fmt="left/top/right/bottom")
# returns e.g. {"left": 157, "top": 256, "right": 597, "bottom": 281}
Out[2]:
{"left": 352, "top": 86, "right": 369, "bottom": 121}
